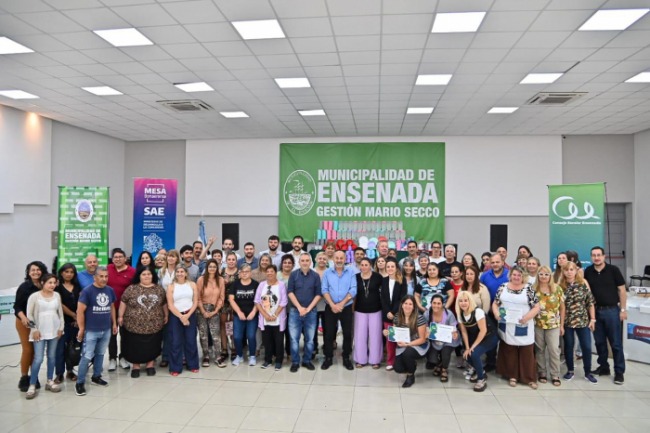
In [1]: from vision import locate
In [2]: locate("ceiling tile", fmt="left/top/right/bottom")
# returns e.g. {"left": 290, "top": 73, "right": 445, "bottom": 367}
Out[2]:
{"left": 112, "top": 4, "right": 177, "bottom": 26}
{"left": 160, "top": 43, "right": 212, "bottom": 59}
{"left": 529, "top": 10, "right": 595, "bottom": 31}
{"left": 204, "top": 41, "right": 252, "bottom": 57}
{"left": 335, "top": 35, "right": 380, "bottom": 52}
{"left": 381, "top": 13, "right": 433, "bottom": 34}
{"left": 281, "top": 17, "right": 333, "bottom": 37}
{"left": 161, "top": 0, "right": 225, "bottom": 24}
{"left": 297, "top": 52, "right": 339, "bottom": 66}
{"left": 331, "top": 16, "right": 381, "bottom": 36}
{"left": 53, "top": 31, "right": 110, "bottom": 49}
{"left": 247, "top": 39, "right": 295, "bottom": 55}
{"left": 62, "top": 7, "right": 129, "bottom": 29}
{"left": 16, "top": 10, "right": 86, "bottom": 33}
{"left": 516, "top": 31, "right": 571, "bottom": 49}
{"left": 339, "top": 50, "right": 379, "bottom": 65}
{"left": 291, "top": 37, "right": 336, "bottom": 54}
{"left": 271, "top": 0, "right": 328, "bottom": 18}
{"left": 382, "top": 34, "right": 427, "bottom": 50}
{"left": 480, "top": 11, "right": 540, "bottom": 32}
{"left": 327, "top": 0, "right": 381, "bottom": 16}
{"left": 212, "top": 0, "right": 275, "bottom": 21}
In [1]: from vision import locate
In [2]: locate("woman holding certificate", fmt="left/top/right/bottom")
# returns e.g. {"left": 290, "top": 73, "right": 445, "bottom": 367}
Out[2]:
{"left": 380, "top": 258, "right": 407, "bottom": 371}
{"left": 492, "top": 266, "right": 540, "bottom": 389}
{"left": 426, "top": 294, "right": 460, "bottom": 382}
{"left": 383, "top": 295, "right": 429, "bottom": 388}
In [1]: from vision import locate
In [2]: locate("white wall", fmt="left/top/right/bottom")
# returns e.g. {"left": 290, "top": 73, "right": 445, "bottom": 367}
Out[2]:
{"left": 186, "top": 136, "right": 562, "bottom": 217}
{"left": 0, "top": 121, "right": 125, "bottom": 289}
{"left": 562, "top": 135, "right": 635, "bottom": 203}
{"left": 634, "top": 129, "right": 650, "bottom": 274}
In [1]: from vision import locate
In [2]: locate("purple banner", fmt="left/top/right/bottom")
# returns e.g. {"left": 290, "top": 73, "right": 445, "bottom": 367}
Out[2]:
{"left": 132, "top": 178, "right": 177, "bottom": 261}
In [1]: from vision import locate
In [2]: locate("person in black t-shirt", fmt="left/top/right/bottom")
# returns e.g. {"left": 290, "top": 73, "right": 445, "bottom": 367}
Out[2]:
{"left": 584, "top": 246, "right": 627, "bottom": 385}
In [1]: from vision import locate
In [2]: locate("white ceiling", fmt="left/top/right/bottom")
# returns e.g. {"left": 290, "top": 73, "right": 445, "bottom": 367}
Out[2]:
{"left": 1, "top": 0, "right": 649, "bottom": 141}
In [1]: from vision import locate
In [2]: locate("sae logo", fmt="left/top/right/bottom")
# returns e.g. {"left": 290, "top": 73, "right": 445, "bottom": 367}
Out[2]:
{"left": 552, "top": 196, "right": 600, "bottom": 221}
{"left": 283, "top": 170, "right": 316, "bottom": 216}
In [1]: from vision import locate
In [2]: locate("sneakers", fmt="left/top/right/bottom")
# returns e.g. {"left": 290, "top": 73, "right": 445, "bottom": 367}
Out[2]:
{"left": 275, "top": 363, "right": 282, "bottom": 371}
{"left": 563, "top": 371, "right": 575, "bottom": 381}
{"left": 75, "top": 383, "right": 87, "bottom": 396}
{"left": 249, "top": 356, "right": 257, "bottom": 366}
{"left": 385, "top": 364, "right": 394, "bottom": 371}
{"left": 301, "top": 362, "right": 316, "bottom": 371}
{"left": 585, "top": 374, "right": 598, "bottom": 384}
{"left": 108, "top": 359, "right": 117, "bottom": 371}
{"left": 215, "top": 356, "right": 227, "bottom": 368}
{"left": 592, "top": 366, "right": 611, "bottom": 376}
{"left": 45, "top": 380, "right": 61, "bottom": 393}
{"left": 202, "top": 357, "right": 210, "bottom": 367}
{"left": 261, "top": 361, "right": 272, "bottom": 369}
{"left": 91, "top": 376, "right": 108, "bottom": 386}
{"left": 614, "top": 373, "right": 624, "bottom": 385}
{"left": 464, "top": 367, "right": 476, "bottom": 380}
{"left": 290, "top": 364, "right": 299, "bottom": 372}
{"left": 473, "top": 378, "right": 487, "bottom": 392}
{"left": 25, "top": 384, "right": 37, "bottom": 400}
{"left": 119, "top": 358, "right": 131, "bottom": 370}
{"left": 232, "top": 356, "right": 243, "bottom": 366}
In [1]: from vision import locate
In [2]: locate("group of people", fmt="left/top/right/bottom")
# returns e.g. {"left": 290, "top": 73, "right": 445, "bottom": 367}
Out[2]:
{"left": 13, "top": 235, "right": 627, "bottom": 398}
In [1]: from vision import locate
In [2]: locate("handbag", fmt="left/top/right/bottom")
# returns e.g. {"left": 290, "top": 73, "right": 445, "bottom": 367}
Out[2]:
{"left": 67, "top": 338, "right": 83, "bottom": 367}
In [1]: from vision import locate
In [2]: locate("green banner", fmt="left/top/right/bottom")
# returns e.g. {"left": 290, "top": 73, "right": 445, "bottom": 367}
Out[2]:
{"left": 279, "top": 142, "right": 445, "bottom": 243}
{"left": 58, "top": 186, "right": 110, "bottom": 269}
{"left": 548, "top": 183, "right": 605, "bottom": 270}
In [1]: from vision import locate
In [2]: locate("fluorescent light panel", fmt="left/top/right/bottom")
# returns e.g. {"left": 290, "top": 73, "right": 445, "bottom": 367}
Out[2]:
{"left": 174, "top": 82, "right": 214, "bottom": 92}
{"left": 579, "top": 9, "right": 649, "bottom": 31}
{"left": 0, "top": 90, "right": 39, "bottom": 99}
{"left": 432, "top": 12, "right": 486, "bottom": 33}
{"left": 82, "top": 86, "right": 122, "bottom": 96}
{"left": 299, "top": 109, "right": 325, "bottom": 116}
{"left": 520, "top": 73, "right": 563, "bottom": 84}
{"left": 220, "top": 111, "right": 249, "bottom": 118}
{"left": 625, "top": 72, "right": 650, "bottom": 83}
{"left": 416, "top": 74, "right": 452, "bottom": 85}
{"left": 407, "top": 107, "right": 434, "bottom": 114}
{"left": 275, "top": 78, "right": 311, "bottom": 88}
{"left": 0, "top": 37, "right": 34, "bottom": 54}
{"left": 232, "top": 19, "right": 285, "bottom": 40}
{"left": 488, "top": 107, "right": 519, "bottom": 114}
{"left": 93, "top": 28, "right": 153, "bottom": 47}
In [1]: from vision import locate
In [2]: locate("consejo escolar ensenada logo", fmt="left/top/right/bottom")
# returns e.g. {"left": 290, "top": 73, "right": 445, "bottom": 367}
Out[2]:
{"left": 283, "top": 170, "right": 316, "bottom": 216}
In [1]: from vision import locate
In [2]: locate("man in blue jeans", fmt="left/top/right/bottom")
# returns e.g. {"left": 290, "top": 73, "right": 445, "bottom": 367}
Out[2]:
{"left": 75, "top": 266, "right": 117, "bottom": 396}
{"left": 287, "top": 253, "right": 322, "bottom": 372}
{"left": 584, "top": 246, "right": 627, "bottom": 385}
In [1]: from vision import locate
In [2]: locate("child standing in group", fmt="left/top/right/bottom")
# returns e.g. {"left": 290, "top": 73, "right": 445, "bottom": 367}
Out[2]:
{"left": 26, "top": 273, "right": 64, "bottom": 399}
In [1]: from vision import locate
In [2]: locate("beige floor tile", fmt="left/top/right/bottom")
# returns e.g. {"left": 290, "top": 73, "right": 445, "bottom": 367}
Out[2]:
{"left": 122, "top": 421, "right": 183, "bottom": 433}
{"left": 448, "top": 394, "right": 505, "bottom": 415}
{"left": 456, "top": 414, "right": 517, "bottom": 433}
{"left": 353, "top": 387, "right": 402, "bottom": 412}
{"left": 302, "top": 386, "right": 354, "bottom": 411}
{"left": 65, "top": 417, "right": 132, "bottom": 433}
{"left": 239, "top": 407, "right": 300, "bottom": 431}
{"left": 562, "top": 416, "right": 627, "bottom": 433}
{"left": 546, "top": 396, "right": 606, "bottom": 417}
{"left": 116, "top": 380, "right": 179, "bottom": 400}
{"left": 615, "top": 417, "right": 650, "bottom": 433}
{"left": 138, "top": 401, "right": 201, "bottom": 425}
{"left": 401, "top": 393, "right": 453, "bottom": 413}
{"left": 403, "top": 413, "right": 461, "bottom": 433}
{"left": 0, "top": 410, "right": 35, "bottom": 433}
{"left": 349, "top": 411, "right": 405, "bottom": 433}
{"left": 187, "top": 404, "right": 251, "bottom": 429}
{"left": 88, "top": 397, "right": 157, "bottom": 421}
{"left": 44, "top": 395, "right": 112, "bottom": 417}
{"left": 495, "top": 395, "right": 557, "bottom": 416}
{"left": 593, "top": 396, "right": 650, "bottom": 418}
{"left": 294, "top": 409, "right": 351, "bottom": 433}
{"left": 508, "top": 415, "right": 573, "bottom": 433}
{"left": 160, "top": 382, "right": 219, "bottom": 404}
{"left": 207, "top": 382, "right": 265, "bottom": 406}
{"left": 179, "top": 426, "right": 236, "bottom": 433}
{"left": 8, "top": 414, "right": 84, "bottom": 433}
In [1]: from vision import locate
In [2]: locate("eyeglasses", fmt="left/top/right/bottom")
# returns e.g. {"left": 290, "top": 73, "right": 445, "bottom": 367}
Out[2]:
{"left": 538, "top": 273, "right": 551, "bottom": 277}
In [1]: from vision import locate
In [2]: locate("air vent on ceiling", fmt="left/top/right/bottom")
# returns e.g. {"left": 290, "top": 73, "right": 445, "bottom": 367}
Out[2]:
{"left": 526, "top": 92, "right": 586, "bottom": 106}
{"left": 158, "top": 99, "right": 213, "bottom": 112}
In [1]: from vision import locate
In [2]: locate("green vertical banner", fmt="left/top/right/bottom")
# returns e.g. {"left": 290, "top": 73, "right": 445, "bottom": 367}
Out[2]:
{"left": 548, "top": 183, "right": 605, "bottom": 270}
{"left": 58, "top": 186, "right": 110, "bottom": 269}
{"left": 279, "top": 142, "right": 445, "bottom": 243}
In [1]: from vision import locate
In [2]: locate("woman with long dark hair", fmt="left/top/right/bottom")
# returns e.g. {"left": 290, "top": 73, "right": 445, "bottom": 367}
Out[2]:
{"left": 197, "top": 259, "right": 225, "bottom": 367}
{"left": 14, "top": 261, "right": 49, "bottom": 392}
{"left": 54, "top": 263, "right": 81, "bottom": 383}
{"left": 353, "top": 258, "right": 383, "bottom": 369}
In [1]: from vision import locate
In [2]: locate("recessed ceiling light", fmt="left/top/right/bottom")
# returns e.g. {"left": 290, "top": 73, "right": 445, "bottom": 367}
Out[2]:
{"left": 220, "top": 111, "right": 249, "bottom": 118}
{"left": 625, "top": 72, "right": 650, "bottom": 83}
{"left": 432, "top": 12, "right": 486, "bottom": 33}
{"left": 299, "top": 109, "right": 325, "bottom": 116}
{"left": 0, "top": 37, "right": 34, "bottom": 54}
{"left": 93, "top": 28, "right": 153, "bottom": 47}
{"left": 82, "top": 86, "right": 123, "bottom": 96}
{"left": 174, "top": 82, "right": 214, "bottom": 92}
{"left": 275, "top": 78, "right": 311, "bottom": 88}
{"left": 415, "top": 74, "right": 452, "bottom": 85}
{"left": 407, "top": 107, "right": 434, "bottom": 114}
{"left": 232, "top": 19, "right": 285, "bottom": 40}
{"left": 579, "top": 9, "right": 649, "bottom": 31}
{"left": 0, "top": 90, "right": 39, "bottom": 99}
{"left": 488, "top": 107, "right": 519, "bottom": 114}
{"left": 520, "top": 73, "right": 563, "bottom": 84}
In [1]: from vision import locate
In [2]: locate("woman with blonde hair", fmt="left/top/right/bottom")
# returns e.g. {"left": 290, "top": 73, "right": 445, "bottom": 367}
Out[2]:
{"left": 158, "top": 249, "right": 180, "bottom": 367}
{"left": 456, "top": 290, "right": 497, "bottom": 392}
{"left": 533, "top": 265, "right": 565, "bottom": 386}
{"left": 380, "top": 258, "right": 407, "bottom": 370}
{"left": 559, "top": 261, "right": 597, "bottom": 383}
{"left": 166, "top": 266, "right": 199, "bottom": 375}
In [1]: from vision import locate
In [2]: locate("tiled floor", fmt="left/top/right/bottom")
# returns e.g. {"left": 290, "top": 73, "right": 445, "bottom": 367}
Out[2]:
{"left": 1, "top": 342, "right": 649, "bottom": 433}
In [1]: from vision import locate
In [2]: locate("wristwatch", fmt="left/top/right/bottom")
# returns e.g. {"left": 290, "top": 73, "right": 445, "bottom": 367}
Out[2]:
{"left": 620, "top": 308, "right": 626, "bottom": 312}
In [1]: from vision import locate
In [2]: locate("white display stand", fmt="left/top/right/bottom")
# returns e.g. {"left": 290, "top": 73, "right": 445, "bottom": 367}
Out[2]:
{"left": 626, "top": 288, "right": 650, "bottom": 364}
{"left": 0, "top": 287, "right": 19, "bottom": 347}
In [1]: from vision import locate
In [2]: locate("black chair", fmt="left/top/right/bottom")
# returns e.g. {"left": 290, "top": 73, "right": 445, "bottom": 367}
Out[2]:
{"left": 630, "top": 265, "right": 650, "bottom": 287}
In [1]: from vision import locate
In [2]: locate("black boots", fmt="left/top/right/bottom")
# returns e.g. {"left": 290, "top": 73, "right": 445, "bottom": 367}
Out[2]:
{"left": 18, "top": 375, "right": 29, "bottom": 392}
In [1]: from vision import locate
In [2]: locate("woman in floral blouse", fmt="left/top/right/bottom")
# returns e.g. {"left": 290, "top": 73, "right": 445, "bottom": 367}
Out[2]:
{"left": 559, "top": 261, "right": 597, "bottom": 383}
{"left": 533, "top": 265, "right": 565, "bottom": 386}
